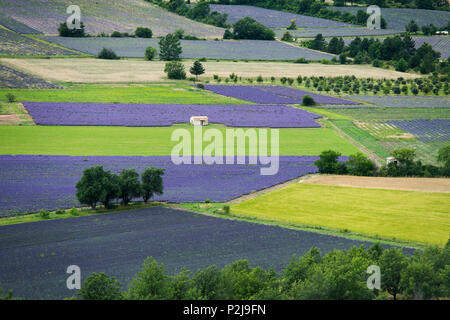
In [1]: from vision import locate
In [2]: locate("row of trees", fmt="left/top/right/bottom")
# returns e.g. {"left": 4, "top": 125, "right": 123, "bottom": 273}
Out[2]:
{"left": 315, "top": 146, "right": 450, "bottom": 178}
{"left": 75, "top": 166, "right": 165, "bottom": 209}
{"left": 333, "top": 0, "right": 449, "bottom": 10}
{"left": 147, "top": 0, "right": 230, "bottom": 28}
{"left": 405, "top": 20, "right": 450, "bottom": 35}
{"left": 75, "top": 241, "right": 450, "bottom": 300}
{"left": 58, "top": 23, "right": 155, "bottom": 39}
{"left": 304, "top": 34, "right": 444, "bottom": 74}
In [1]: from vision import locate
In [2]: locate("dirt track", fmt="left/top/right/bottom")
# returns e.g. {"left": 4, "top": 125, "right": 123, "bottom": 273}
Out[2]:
{"left": 302, "top": 175, "right": 450, "bottom": 193}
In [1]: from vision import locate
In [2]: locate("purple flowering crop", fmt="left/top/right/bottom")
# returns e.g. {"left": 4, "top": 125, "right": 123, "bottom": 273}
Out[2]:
{"left": 389, "top": 119, "right": 450, "bottom": 143}
{"left": 0, "top": 155, "right": 321, "bottom": 216}
{"left": 203, "top": 85, "right": 360, "bottom": 105}
{"left": 0, "top": 206, "right": 399, "bottom": 300}
{"left": 23, "top": 102, "right": 322, "bottom": 128}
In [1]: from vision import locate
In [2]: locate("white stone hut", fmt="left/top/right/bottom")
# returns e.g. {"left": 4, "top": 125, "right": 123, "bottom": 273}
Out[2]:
{"left": 190, "top": 116, "right": 209, "bottom": 126}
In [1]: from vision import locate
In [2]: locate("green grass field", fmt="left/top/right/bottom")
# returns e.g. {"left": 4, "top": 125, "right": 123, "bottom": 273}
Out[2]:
{"left": 0, "top": 124, "right": 360, "bottom": 156}
{"left": 316, "top": 107, "right": 450, "bottom": 120}
{"left": 0, "top": 83, "right": 248, "bottom": 105}
{"left": 232, "top": 183, "right": 450, "bottom": 246}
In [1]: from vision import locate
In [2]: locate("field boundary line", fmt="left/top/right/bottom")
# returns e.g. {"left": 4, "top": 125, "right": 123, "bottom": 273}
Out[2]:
{"left": 325, "top": 118, "right": 385, "bottom": 166}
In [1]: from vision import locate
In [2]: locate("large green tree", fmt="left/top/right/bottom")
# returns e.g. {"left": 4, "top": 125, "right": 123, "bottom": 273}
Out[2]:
{"left": 141, "top": 167, "right": 165, "bottom": 203}
{"left": 76, "top": 166, "right": 109, "bottom": 209}
{"left": 119, "top": 169, "right": 141, "bottom": 205}
{"left": 379, "top": 248, "right": 408, "bottom": 300}
{"left": 159, "top": 33, "right": 183, "bottom": 61}
{"left": 232, "top": 17, "right": 275, "bottom": 40}
{"left": 79, "top": 273, "right": 123, "bottom": 300}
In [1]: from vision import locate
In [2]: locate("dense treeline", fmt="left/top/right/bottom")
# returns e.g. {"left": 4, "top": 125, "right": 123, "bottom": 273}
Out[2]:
{"left": 304, "top": 34, "right": 446, "bottom": 74}
{"left": 315, "top": 145, "right": 450, "bottom": 178}
{"left": 146, "top": 0, "right": 230, "bottom": 28}
{"left": 71, "top": 241, "right": 450, "bottom": 300}
{"left": 75, "top": 166, "right": 165, "bottom": 209}
{"left": 211, "top": 0, "right": 387, "bottom": 28}
{"left": 333, "top": 0, "right": 449, "bottom": 11}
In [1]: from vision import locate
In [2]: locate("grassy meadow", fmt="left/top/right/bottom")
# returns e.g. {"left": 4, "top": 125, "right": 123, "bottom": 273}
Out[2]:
{"left": 0, "top": 124, "right": 359, "bottom": 156}
{"left": 232, "top": 183, "right": 450, "bottom": 246}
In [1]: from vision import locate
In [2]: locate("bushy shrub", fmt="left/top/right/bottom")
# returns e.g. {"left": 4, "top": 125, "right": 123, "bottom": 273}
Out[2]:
{"left": 70, "top": 207, "right": 80, "bottom": 216}
{"left": 197, "top": 83, "right": 204, "bottom": 89}
{"left": 58, "top": 21, "right": 85, "bottom": 37}
{"left": 164, "top": 61, "right": 186, "bottom": 80}
{"left": 256, "top": 75, "right": 264, "bottom": 83}
{"left": 79, "top": 273, "right": 122, "bottom": 300}
{"left": 135, "top": 27, "right": 152, "bottom": 38}
{"left": 302, "top": 95, "right": 316, "bottom": 106}
{"left": 55, "top": 209, "right": 65, "bottom": 215}
{"left": 205, "top": 199, "right": 211, "bottom": 204}
{"left": 110, "top": 31, "right": 123, "bottom": 38}
{"left": 281, "top": 31, "right": 293, "bottom": 42}
{"left": 223, "top": 29, "right": 233, "bottom": 39}
{"left": 294, "top": 57, "right": 308, "bottom": 64}
{"left": 5, "top": 93, "right": 16, "bottom": 103}
{"left": 145, "top": 47, "right": 158, "bottom": 61}
{"left": 223, "top": 205, "right": 230, "bottom": 214}
{"left": 39, "top": 210, "right": 50, "bottom": 219}
{"left": 97, "top": 48, "right": 119, "bottom": 60}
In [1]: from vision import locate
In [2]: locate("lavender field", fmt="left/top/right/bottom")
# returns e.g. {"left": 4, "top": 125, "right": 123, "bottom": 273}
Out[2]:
{"left": 0, "top": 11, "right": 41, "bottom": 34}
{"left": 346, "top": 96, "right": 450, "bottom": 108}
{"left": 0, "top": 206, "right": 389, "bottom": 299}
{"left": 0, "top": 155, "right": 320, "bottom": 217}
{"left": 330, "top": 6, "right": 450, "bottom": 29}
{"left": 23, "top": 102, "right": 322, "bottom": 127}
{"left": 204, "top": 85, "right": 359, "bottom": 105}
{"left": 389, "top": 120, "right": 450, "bottom": 143}
{"left": 42, "top": 36, "right": 335, "bottom": 60}
{"left": 0, "top": 29, "right": 78, "bottom": 56}
{"left": 0, "top": 65, "right": 62, "bottom": 89}
{"left": 274, "top": 27, "right": 401, "bottom": 39}
{"left": 413, "top": 37, "right": 450, "bottom": 59}
{"left": 210, "top": 4, "right": 353, "bottom": 28}
{"left": 0, "top": 0, "right": 224, "bottom": 37}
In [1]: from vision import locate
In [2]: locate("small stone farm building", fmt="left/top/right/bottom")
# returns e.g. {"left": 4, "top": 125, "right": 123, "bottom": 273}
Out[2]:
{"left": 190, "top": 116, "right": 209, "bottom": 126}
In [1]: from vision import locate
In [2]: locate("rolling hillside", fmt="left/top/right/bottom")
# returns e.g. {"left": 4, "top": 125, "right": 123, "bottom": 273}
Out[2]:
{"left": 0, "top": 0, "right": 224, "bottom": 37}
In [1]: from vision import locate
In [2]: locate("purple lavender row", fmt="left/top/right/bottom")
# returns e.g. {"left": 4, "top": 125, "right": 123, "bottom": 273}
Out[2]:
{"left": 23, "top": 102, "right": 322, "bottom": 128}
{"left": 0, "top": 155, "right": 321, "bottom": 216}
{"left": 203, "top": 85, "right": 359, "bottom": 105}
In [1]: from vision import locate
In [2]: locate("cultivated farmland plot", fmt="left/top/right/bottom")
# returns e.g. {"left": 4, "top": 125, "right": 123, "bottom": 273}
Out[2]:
{"left": 274, "top": 27, "right": 401, "bottom": 38}
{"left": 0, "top": 11, "right": 41, "bottom": 34}
{"left": 413, "top": 37, "right": 450, "bottom": 59}
{"left": 209, "top": 4, "right": 354, "bottom": 28}
{"left": 0, "top": 206, "right": 398, "bottom": 299}
{"left": 23, "top": 102, "right": 322, "bottom": 128}
{"left": 345, "top": 96, "right": 450, "bottom": 108}
{"left": 0, "top": 0, "right": 224, "bottom": 37}
{"left": 389, "top": 119, "right": 450, "bottom": 143}
{"left": 42, "top": 36, "right": 336, "bottom": 60}
{"left": 330, "top": 6, "right": 450, "bottom": 29}
{"left": 0, "top": 29, "right": 78, "bottom": 56}
{"left": 0, "top": 155, "right": 320, "bottom": 217}
{"left": 0, "top": 65, "right": 62, "bottom": 89}
{"left": 204, "top": 85, "right": 359, "bottom": 105}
